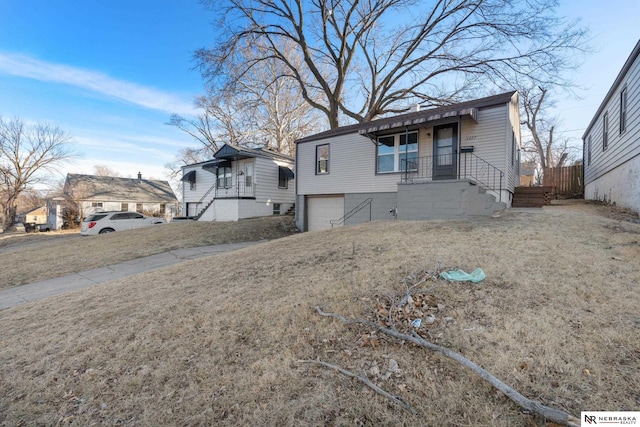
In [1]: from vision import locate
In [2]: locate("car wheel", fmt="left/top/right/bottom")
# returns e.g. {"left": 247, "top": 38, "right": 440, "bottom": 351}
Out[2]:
{"left": 99, "top": 228, "right": 115, "bottom": 234}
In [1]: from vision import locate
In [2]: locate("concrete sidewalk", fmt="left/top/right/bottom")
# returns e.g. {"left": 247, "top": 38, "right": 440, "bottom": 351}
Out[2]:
{"left": 0, "top": 241, "right": 264, "bottom": 311}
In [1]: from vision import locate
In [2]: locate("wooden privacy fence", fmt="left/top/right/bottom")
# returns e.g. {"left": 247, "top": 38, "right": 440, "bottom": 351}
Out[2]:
{"left": 542, "top": 165, "right": 583, "bottom": 198}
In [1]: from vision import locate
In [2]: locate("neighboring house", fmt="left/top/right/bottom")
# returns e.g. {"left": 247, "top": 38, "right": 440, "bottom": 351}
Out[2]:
{"left": 181, "top": 144, "right": 295, "bottom": 221}
{"left": 295, "top": 91, "right": 521, "bottom": 231}
{"left": 583, "top": 40, "right": 640, "bottom": 211}
{"left": 520, "top": 160, "right": 538, "bottom": 187}
{"left": 16, "top": 206, "right": 47, "bottom": 224}
{"left": 46, "top": 197, "right": 65, "bottom": 231}
{"left": 64, "top": 173, "right": 179, "bottom": 220}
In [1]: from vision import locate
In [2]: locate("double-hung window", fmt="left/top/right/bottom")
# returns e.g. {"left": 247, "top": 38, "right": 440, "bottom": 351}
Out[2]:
{"left": 377, "top": 131, "right": 418, "bottom": 173}
{"left": 620, "top": 88, "right": 627, "bottom": 134}
{"left": 217, "top": 166, "right": 232, "bottom": 188}
{"left": 278, "top": 167, "right": 288, "bottom": 189}
{"left": 316, "top": 144, "right": 329, "bottom": 174}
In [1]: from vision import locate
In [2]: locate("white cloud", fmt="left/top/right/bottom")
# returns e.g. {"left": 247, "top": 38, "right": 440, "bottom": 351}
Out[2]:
{"left": 0, "top": 51, "right": 197, "bottom": 116}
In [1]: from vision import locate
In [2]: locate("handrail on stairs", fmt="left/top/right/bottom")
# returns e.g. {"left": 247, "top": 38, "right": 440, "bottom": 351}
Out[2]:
{"left": 330, "top": 198, "right": 372, "bottom": 227}
{"left": 193, "top": 183, "right": 218, "bottom": 220}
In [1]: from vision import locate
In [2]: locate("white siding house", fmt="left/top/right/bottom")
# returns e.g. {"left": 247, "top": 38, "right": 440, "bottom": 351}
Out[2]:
{"left": 295, "top": 92, "right": 521, "bottom": 231}
{"left": 583, "top": 40, "right": 640, "bottom": 212}
{"left": 181, "top": 144, "right": 295, "bottom": 221}
{"left": 64, "top": 173, "right": 179, "bottom": 221}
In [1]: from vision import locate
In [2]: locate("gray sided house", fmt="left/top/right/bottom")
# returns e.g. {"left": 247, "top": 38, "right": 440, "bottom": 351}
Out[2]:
{"left": 583, "top": 40, "right": 640, "bottom": 212}
{"left": 295, "top": 92, "right": 521, "bottom": 231}
{"left": 64, "top": 173, "right": 179, "bottom": 220}
{"left": 181, "top": 144, "right": 295, "bottom": 221}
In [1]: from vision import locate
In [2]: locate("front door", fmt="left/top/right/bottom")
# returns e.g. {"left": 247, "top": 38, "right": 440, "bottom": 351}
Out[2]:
{"left": 244, "top": 163, "right": 254, "bottom": 196}
{"left": 433, "top": 123, "right": 458, "bottom": 180}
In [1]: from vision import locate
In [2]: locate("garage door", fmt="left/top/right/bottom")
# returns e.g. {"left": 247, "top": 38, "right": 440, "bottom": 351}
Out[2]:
{"left": 307, "top": 196, "right": 344, "bottom": 231}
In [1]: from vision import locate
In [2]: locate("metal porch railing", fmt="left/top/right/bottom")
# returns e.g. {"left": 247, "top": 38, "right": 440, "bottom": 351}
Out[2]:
{"left": 330, "top": 198, "right": 372, "bottom": 227}
{"left": 402, "top": 152, "right": 504, "bottom": 201}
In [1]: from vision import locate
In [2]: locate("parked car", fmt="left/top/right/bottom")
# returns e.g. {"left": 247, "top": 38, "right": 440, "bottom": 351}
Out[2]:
{"left": 81, "top": 211, "right": 167, "bottom": 235}
{"left": 7, "top": 223, "right": 25, "bottom": 233}
{"left": 24, "top": 222, "right": 39, "bottom": 233}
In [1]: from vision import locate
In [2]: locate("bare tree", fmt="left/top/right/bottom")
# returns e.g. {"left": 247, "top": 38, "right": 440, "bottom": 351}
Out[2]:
{"left": 234, "top": 42, "right": 325, "bottom": 155}
{"left": 164, "top": 146, "right": 213, "bottom": 182}
{"left": 93, "top": 165, "right": 122, "bottom": 177}
{"left": 171, "top": 40, "right": 323, "bottom": 158}
{"left": 0, "top": 117, "right": 76, "bottom": 227}
{"left": 520, "top": 87, "right": 577, "bottom": 169}
{"left": 167, "top": 101, "right": 221, "bottom": 154}
{"left": 197, "top": 0, "right": 587, "bottom": 128}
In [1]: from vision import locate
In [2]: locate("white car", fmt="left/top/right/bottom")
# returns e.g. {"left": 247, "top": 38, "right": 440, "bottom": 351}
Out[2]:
{"left": 81, "top": 211, "right": 166, "bottom": 235}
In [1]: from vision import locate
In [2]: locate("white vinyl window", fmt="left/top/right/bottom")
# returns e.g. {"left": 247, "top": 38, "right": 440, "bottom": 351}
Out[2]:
{"left": 217, "top": 166, "right": 232, "bottom": 188}
{"left": 377, "top": 131, "right": 418, "bottom": 173}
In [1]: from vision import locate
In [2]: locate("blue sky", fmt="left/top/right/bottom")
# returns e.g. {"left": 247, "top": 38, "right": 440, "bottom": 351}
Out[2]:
{"left": 0, "top": 1, "right": 639, "bottom": 190}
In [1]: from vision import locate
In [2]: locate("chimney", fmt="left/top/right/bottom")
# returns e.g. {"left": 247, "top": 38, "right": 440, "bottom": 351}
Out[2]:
{"left": 410, "top": 104, "right": 421, "bottom": 113}
{"left": 137, "top": 172, "right": 142, "bottom": 180}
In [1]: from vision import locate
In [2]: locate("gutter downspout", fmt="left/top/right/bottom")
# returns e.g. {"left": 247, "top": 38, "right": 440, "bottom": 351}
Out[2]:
{"left": 457, "top": 115, "right": 462, "bottom": 180}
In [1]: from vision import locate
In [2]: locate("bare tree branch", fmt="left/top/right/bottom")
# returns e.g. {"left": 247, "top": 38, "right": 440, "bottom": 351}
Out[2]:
{"left": 175, "top": 39, "right": 324, "bottom": 157}
{"left": 198, "top": 0, "right": 589, "bottom": 128}
{"left": 315, "top": 306, "right": 580, "bottom": 427}
{"left": 0, "top": 117, "right": 76, "bottom": 227}
{"left": 520, "top": 86, "right": 578, "bottom": 169}
{"left": 298, "top": 359, "right": 416, "bottom": 413}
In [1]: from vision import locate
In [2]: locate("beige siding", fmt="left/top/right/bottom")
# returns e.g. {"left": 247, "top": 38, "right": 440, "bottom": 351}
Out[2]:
{"left": 297, "top": 100, "right": 516, "bottom": 196}
{"left": 465, "top": 105, "right": 507, "bottom": 171}
{"left": 298, "top": 133, "right": 411, "bottom": 195}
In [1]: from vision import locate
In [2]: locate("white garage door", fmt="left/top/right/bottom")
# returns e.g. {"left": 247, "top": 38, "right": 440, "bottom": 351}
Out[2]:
{"left": 307, "top": 196, "right": 344, "bottom": 231}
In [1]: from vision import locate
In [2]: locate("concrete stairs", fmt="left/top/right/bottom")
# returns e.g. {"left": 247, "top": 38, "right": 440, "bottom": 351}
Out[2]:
{"left": 285, "top": 204, "right": 295, "bottom": 216}
{"left": 397, "top": 179, "right": 506, "bottom": 220}
{"left": 194, "top": 198, "right": 216, "bottom": 221}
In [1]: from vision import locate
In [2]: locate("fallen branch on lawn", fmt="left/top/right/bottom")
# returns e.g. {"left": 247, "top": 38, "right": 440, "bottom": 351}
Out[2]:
{"left": 298, "top": 359, "right": 415, "bottom": 413}
{"left": 315, "top": 306, "right": 580, "bottom": 427}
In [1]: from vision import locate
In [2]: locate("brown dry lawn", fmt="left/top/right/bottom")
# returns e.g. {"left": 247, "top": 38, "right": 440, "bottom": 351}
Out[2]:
{"left": 1, "top": 201, "right": 639, "bottom": 426}
{"left": 0, "top": 216, "right": 298, "bottom": 290}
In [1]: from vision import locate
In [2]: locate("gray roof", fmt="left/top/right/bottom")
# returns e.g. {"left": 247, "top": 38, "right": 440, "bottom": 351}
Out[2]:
{"left": 181, "top": 143, "right": 294, "bottom": 170}
{"left": 295, "top": 91, "right": 517, "bottom": 144}
{"left": 65, "top": 174, "right": 178, "bottom": 203}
